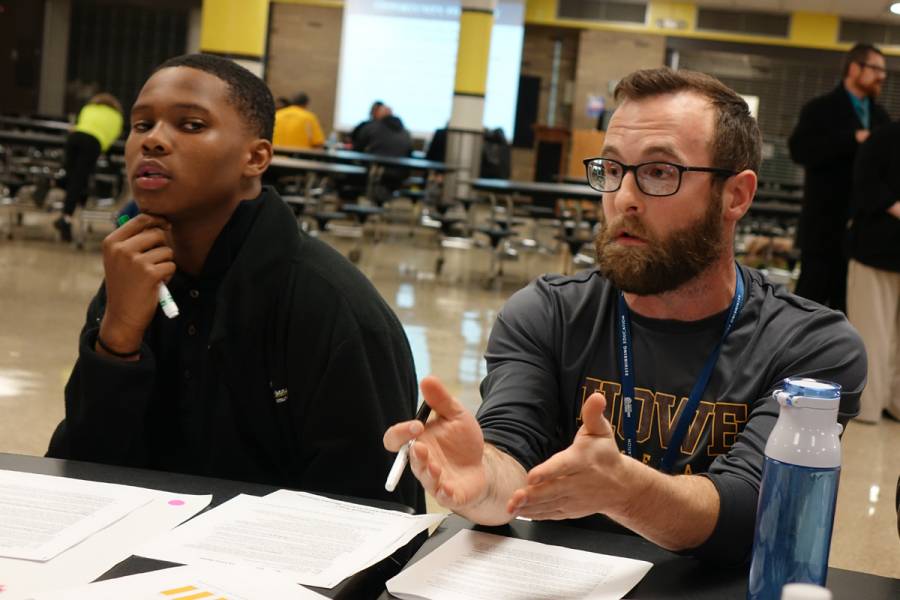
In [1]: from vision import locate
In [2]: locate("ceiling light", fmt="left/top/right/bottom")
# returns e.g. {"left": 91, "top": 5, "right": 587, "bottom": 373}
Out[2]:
{"left": 892, "top": 3, "right": 900, "bottom": 16}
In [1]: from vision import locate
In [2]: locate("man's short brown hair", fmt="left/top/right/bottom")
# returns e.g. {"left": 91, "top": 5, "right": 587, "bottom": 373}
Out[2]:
{"left": 614, "top": 68, "right": 762, "bottom": 175}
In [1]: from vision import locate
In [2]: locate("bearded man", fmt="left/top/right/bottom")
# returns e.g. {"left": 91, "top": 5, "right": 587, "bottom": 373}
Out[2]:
{"left": 383, "top": 68, "right": 866, "bottom": 566}
{"left": 789, "top": 43, "right": 890, "bottom": 313}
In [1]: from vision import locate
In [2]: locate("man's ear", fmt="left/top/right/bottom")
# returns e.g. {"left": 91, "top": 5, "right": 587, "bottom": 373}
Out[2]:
{"left": 243, "top": 138, "right": 273, "bottom": 178}
{"left": 722, "top": 169, "right": 756, "bottom": 223}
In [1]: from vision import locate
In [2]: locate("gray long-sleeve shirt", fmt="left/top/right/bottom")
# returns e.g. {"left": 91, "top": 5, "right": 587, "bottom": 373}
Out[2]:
{"left": 477, "top": 265, "right": 864, "bottom": 565}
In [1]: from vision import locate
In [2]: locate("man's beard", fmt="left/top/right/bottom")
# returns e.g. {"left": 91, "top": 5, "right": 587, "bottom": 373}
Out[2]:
{"left": 856, "top": 74, "right": 882, "bottom": 98}
{"left": 594, "top": 189, "right": 725, "bottom": 296}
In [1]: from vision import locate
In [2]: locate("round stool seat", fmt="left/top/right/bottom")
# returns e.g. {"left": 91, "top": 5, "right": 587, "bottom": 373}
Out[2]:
{"left": 342, "top": 204, "right": 384, "bottom": 224}
{"left": 477, "top": 226, "right": 514, "bottom": 248}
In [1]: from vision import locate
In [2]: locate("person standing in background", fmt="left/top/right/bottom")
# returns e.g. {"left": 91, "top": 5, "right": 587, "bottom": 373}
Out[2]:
{"left": 847, "top": 121, "right": 900, "bottom": 424}
{"left": 789, "top": 43, "right": 889, "bottom": 313}
{"left": 54, "top": 93, "right": 124, "bottom": 243}
{"left": 272, "top": 92, "right": 325, "bottom": 149}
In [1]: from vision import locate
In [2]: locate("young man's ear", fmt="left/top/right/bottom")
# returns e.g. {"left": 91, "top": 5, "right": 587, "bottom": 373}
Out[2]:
{"left": 243, "top": 139, "right": 273, "bottom": 178}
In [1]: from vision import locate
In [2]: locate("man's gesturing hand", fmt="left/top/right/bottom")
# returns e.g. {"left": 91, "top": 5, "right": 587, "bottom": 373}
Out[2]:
{"left": 508, "top": 392, "right": 632, "bottom": 521}
{"left": 383, "top": 376, "right": 489, "bottom": 512}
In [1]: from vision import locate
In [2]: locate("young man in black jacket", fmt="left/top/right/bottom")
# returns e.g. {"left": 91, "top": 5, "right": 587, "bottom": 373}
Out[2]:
{"left": 789, "top": 42, "right": 890, "bottom": 313}
{"left": 47, "top": 54, "right": 423, "bottom": 512}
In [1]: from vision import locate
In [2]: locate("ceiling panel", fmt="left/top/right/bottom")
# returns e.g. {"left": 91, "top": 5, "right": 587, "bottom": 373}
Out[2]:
{"left": 692, "top": 0, "right": 900, "bottom": 21}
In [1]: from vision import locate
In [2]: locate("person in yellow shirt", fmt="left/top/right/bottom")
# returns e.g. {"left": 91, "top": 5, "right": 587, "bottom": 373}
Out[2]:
{"left": 54, "top": 93, "right": 124, "bottom": 242}
{"left": 272, "top": 93, "right": 326, "bottom": 150}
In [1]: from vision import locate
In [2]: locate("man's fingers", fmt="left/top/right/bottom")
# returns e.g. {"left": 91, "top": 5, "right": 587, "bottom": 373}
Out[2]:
{"left": 409, "top": 442, "right": 443, "bottom": 497}
{"left": 118, "top": 226, "right": 170, "bottom": 254}
{"left": 526, "top": 447, "right": 580, "bottom": 486}
{"left": 581, "top": 392, "right": 613, "bottom": 438}
{"left": 107, "top": 213, "right": 169, "bottom": 241}
{"left": 383, "top": 420, "right": 425, "bottom": 451}
{"left": 141, "top": 245, "right": 175, "bottom": 266}
{"left": 420, "top": 375, "right": 467, "bottom": 420}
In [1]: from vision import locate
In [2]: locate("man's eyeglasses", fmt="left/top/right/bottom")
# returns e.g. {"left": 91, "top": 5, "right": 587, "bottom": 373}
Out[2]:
{"left": 857, "top": 61, "right": 887, "bottom": 74}
{"left": 582, "top": 157, "right": 737, "bottom": 197}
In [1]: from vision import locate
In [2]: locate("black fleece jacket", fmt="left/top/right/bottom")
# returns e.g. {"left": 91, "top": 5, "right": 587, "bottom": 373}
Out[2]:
{"left": 47, "top": 187, "right": 423, "bottom": 512}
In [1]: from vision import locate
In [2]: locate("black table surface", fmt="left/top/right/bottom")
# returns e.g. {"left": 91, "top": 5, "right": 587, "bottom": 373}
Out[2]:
{"left": 0, "top": 452, "right": 424, "bottom": 600}
{"left": 274, "top": 146, "right": 453, "bottom": 172}
{"left": 0, "top": 128, "right": 67, "bottom": 147}
{"left": 0, "top": 129, "right": 124, "bottom": 153}
{"left": 269, "top": 155, "right": 367, "bottom": 176}
{"left": 0, "top": 115, "right": 73, "bottom": 133}
{"left": 378, "top": 514, "right": 899, "bottom": 600}
{"left": 468, "top": 177, "right": 602, "bottom": 201}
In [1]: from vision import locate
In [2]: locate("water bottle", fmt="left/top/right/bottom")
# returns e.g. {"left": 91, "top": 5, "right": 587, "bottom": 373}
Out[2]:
{"left": 326, "top": 130, "right": 339, "bottom": 151}
{"left": 781, "top": 583, "right": 832, "bottom": 599}
{"left": 747, "top": 377, "right": 843, "bottom": 600}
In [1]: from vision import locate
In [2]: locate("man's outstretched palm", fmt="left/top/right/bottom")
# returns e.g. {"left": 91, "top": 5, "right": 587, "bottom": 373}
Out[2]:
{"left": 384, "top": 376, "right": 488, "bottom": 511}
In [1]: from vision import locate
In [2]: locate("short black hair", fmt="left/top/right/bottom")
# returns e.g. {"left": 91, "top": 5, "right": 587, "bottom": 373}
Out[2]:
{"left": 843, "top": 43, "right": 884, "bottom": 77}
{"left": 292, "top": 92, "right": 309, "bottom": 107}
{"left": 151, "top": 53, "right": 275, "bottom": 141}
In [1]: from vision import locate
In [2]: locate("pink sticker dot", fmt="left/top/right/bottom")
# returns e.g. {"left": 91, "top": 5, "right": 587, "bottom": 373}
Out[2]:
{"left": 168, "top": 499, "right": 185, "bottom": 506}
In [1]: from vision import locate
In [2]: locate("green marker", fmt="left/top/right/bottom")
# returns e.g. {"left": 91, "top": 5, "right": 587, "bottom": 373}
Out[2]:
{"left": 117, "top": 214, "right": 179, "bottom": 319}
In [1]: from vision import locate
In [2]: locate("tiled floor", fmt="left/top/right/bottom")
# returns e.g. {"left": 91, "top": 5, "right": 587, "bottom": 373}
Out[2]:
{"left": 0, "top": 213, "right": 897, "bottom": 579}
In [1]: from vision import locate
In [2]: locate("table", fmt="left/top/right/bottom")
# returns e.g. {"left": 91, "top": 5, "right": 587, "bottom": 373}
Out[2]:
{"left": 0, "top": 453, "right": 425, "bottom": 600}
{"left": 275, "top": 146, "right": 453, "bottom": 206}
{"left": 466, "top": 178, "right": 602, "bottom": 275}
{"left": 274, "top": 146, "right": 453, "bottom": 173}
{"left": 269, "top": 155, "right": 368, "bottom": 178}
{"left": 469, "top": 177, "right": 600, "bottom": 201}
{"left": 0, "top": 129, "right": 68, "bottom": 149}
{"left": 378, "top": 514, "right": 898, "bottom": 599}
{"left": 0, "top": 115, "right": 73, "bottom": 133}
{"left": 0, "top": 128, "right": 124, "bottom": 153}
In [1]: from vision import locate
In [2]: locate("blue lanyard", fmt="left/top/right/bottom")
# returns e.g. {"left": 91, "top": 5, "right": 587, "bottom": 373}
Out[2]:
{"left": 615, "top": 264, "right": 745, "bottom": 473}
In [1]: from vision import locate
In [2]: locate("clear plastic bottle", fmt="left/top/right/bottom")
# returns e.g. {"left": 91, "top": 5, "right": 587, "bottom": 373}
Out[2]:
{"left": 781, "top": 583, "right": 832, "bottom": 599}
{"left": 747, "top": 378, "right": 843, "bottom": 600}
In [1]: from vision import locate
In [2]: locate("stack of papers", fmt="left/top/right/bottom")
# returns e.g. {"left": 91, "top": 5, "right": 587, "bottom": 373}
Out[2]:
{"left": 0, "top": 469, "right": 153, "bottom": 561}
{"left": 137, "top": 489, "right": 446, "bottom": 588}
{"left": 386, "top": 529, "right": 653, "bottom": 600}
{"left": 28, "top": 565, "right": 328, "bottom": 600}
{"left": 0, "top": 469, "right": 211, "bottom": 600}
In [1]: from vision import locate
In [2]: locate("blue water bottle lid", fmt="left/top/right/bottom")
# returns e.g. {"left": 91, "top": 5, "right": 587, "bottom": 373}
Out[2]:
{"left": 783, "top": 377, "right": 841, "bottom": 399}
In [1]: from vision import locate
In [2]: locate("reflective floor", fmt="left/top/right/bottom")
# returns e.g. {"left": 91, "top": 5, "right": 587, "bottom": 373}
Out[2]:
{"left": 0, "top": 212, "right": 897, "bottom": 578}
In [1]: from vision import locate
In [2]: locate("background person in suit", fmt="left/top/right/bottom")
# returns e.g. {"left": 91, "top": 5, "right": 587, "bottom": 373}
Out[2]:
{"left": 789, "top": 42, "right": 890, "bottom": 313}
{"left": 847, "top": 121, "right": 900, "bottom": 424}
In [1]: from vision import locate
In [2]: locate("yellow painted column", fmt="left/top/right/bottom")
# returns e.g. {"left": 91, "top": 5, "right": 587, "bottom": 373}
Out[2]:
{"left": 200, "top": 0, "right": 269, "bottom": 76}
{"left": 447, "top": 0, "right": 497, "bottom": 200}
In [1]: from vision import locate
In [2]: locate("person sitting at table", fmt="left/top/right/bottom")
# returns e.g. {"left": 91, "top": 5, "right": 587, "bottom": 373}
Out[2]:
{"left": 46, "top": 53, "right": 423, "bottom": 512}
{"left": 350, "top": 99, "right": 384, "bottom": 148}
{"left": 272, "top": 92, "right": 326, "bottom": 150}
{"left": 352, "top": 104, "right": 413, "bottom": 204}
{"left": 384, "top": 67, "right": 865, "bottom": 565}
{"left": 53, "top": 92, "right": 124, "bottom": 243}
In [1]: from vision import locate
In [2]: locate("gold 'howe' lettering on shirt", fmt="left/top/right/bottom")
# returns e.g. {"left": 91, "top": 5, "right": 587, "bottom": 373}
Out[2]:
{"left": 581, "top": 377, "right": 747, "bottom": 457}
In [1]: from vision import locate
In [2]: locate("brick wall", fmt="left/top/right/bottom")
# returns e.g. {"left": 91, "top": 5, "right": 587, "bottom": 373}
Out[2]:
{"left": 266, "top": 2, "right": 343, "bottom": 134}
{"left": 572, "top": 29, "right": 665, "bottom": 131}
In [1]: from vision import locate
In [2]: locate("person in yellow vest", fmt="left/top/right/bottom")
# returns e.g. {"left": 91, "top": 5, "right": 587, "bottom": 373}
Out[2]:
{"left": 54, "top": 93, "right": 124, "bottom": 242}
{"left": 272, "top": 92, "right": 326, "bottom": 150}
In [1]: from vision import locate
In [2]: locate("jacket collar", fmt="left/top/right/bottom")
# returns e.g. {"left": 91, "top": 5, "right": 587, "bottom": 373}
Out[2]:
{"left": 208, "top": 186, "right": 301, "bottom": 345}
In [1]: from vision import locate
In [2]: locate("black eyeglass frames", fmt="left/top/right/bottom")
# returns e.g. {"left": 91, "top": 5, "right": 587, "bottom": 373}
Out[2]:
{"left": 582, "top": 157, "right": 737, "bottom": 197}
